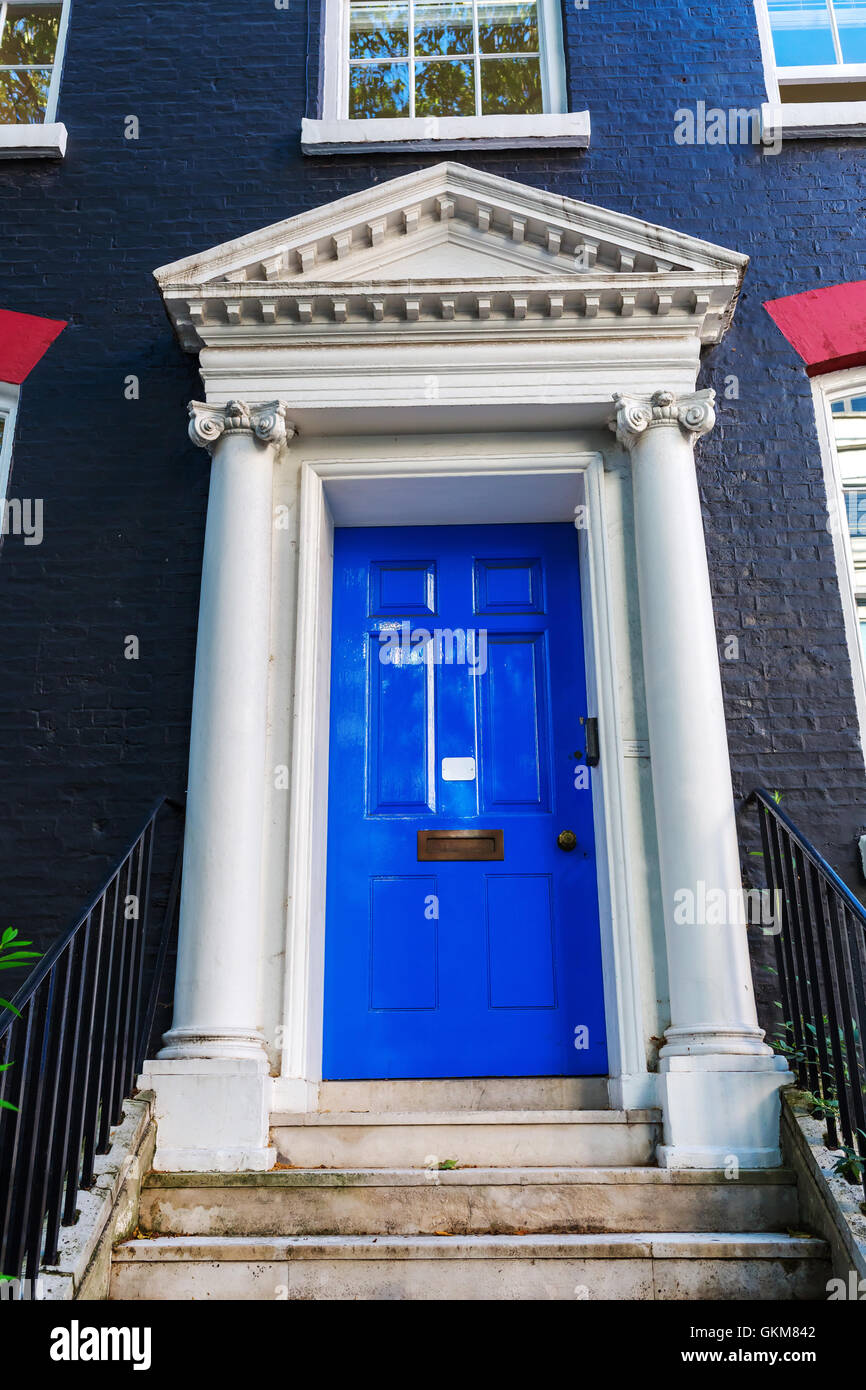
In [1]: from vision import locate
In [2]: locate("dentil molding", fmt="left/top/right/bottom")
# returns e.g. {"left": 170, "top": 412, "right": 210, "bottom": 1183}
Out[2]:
{"left": 155, "top": 164, "right": 748, "bottom": 354}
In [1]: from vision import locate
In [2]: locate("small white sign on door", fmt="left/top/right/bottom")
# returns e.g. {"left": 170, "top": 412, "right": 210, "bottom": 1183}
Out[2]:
{"left": 441, "top": 757, "right": 476, "bottom": 782}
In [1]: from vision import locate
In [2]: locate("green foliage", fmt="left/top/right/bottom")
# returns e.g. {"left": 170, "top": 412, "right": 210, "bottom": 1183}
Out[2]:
{"left": 0, "top": 927, "right": 41, "bottom": 1015}
{"left": 773, "top": 1008, "right": 866, "bottom": 1185}
{"left": 832, "top": 1134, "right": 866, "bottom": 1185}
{"left": 1, "top": 928, "right": 43, "bottom": 1113}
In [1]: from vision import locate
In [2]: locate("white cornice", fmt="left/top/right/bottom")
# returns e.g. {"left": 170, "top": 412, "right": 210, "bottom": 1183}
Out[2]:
{"left": 154, "top": 163, "right": 748, "bottom": 356}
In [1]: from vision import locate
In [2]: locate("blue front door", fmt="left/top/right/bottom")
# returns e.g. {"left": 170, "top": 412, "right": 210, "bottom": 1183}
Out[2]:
{"left": 323, "top": 523, "right": 607, "bottom": 1079}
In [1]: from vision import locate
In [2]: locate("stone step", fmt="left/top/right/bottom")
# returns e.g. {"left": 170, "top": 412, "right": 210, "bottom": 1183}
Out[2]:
{"left": 318, "top": 1077, "right": 610, "bottom": 1113}
{"left": 139, "top": 1167, "right": 799, "bottom": 1237}
{"left": 110, "top": 1232, "right": 830, "bottom": 1301}
{"left": 269, "top": 1109, "right": 660, "bottom": 1169}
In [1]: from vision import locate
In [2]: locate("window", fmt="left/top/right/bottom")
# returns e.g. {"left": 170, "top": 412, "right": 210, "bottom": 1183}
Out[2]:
{"left": 858, "top": 594, "right": 866, "bottom": 661}
{"left": 347, "top": 0, "right": 550, "bottom": 120}
{"left": 764, "top": 0, "right": 866, "bottom": 100}
{"left": 304, "top": 0, "right": 580, "bottom": 149}
{"left": 832, "top": 396, "right": 866, "bottom": 617}
{"left": 767, "top": 0, "right": 866, "bottom": 70}
{"left": 812, "top": 375, "right": 866, "bottom": 751}
{"left": 0, "top": 1, "right": 69, "bottom": 124}
{"left": 0, "top": 381, "right": 19, "bottom": 510}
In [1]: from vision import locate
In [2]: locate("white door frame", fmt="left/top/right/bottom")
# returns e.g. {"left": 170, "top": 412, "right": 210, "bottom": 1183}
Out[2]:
{"left": 274, "top": 440, "right": 651, "bottom": 1112}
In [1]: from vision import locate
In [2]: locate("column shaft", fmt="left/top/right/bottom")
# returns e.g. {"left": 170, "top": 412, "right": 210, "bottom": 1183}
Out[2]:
{"left": 613, "top": 390, "right": 788, "bottom": 1167}
{"left": 160, "top": 400, "right": 292, "bottom": 1060}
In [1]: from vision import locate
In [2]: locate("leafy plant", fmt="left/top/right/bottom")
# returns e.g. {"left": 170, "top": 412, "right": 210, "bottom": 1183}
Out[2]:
{"left": 0, "top": 928, "right": 42, "bottom": 1114}
{"left": 1, "top": 927, "right": 41, "bottom": 1015}
{"left": 831, "top": 1133, "right": 866, "bottom": 1185}
{"left": 794, "top": 1087, "right": 840, "bottom": 1122}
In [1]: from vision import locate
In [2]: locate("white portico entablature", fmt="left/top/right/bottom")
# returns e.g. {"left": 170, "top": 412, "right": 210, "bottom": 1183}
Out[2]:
{"left": 154, "top": 162, "right": 747, "bottom": 384}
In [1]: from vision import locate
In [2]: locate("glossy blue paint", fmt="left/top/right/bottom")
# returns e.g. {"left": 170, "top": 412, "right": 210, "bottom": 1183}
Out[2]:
{"left": 323, "top": 523, "right": 607, "bottom": 1079}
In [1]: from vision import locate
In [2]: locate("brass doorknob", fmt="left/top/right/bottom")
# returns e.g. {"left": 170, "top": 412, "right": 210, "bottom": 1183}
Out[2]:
{"left": 557, "top": 830, "right": 578, "bottom": 852}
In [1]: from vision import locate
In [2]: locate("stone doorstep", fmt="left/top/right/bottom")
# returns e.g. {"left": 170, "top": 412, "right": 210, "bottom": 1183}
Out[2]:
{"left": 137, "top": 1164, "right": 800, "bottom": 1238}
{"left": 142, "top": 1166, "right": 797, "bottom": 1189}
{"left": 113, "top": 1232, "right": 828, "bottom": 1262}
{"left": 268, "top": 1111, "right": 660, "bottom": 1169}
{"left": 141, "top": 1171, "right": 806, "bottom": 1243}
{"left": 317, "top": 1077, "right": 610, "bottom": 1111}
{"left": 270, "top": 1108, "right": 660, "bottom": 1126}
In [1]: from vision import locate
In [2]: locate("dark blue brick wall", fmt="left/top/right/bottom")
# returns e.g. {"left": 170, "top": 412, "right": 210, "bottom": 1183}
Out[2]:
{"left": 1, "top": 1, "right": 863, "bottom": 1024}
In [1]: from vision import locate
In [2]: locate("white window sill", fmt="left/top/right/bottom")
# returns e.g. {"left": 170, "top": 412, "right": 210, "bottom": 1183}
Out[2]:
{"left": 762, "top": 100, "right": 866, "bottom": 139}
{"left": 301, "top": 112, "right": 590, "bottom": 156}
{"left": 0, "top": 122, "right": 67, "bottom": 158}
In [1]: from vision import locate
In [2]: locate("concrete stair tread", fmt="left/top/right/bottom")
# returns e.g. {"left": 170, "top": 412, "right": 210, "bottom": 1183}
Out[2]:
{"left": 318, "top": 1077, "right": 610, "bottom": 1112}
{"left": 144, "top": 1166, "right": 797, "bottom": 1188}
{"left": 270, "top": 1108, "right": 659, "bottom": 1126}
{"left": 271, "top": 1107, "right": 660, "bottom": 1168}
{"left": 114, "top": 1231, "right": 828, "bottom": 1261}
{"left": 139, "top": 1163, "right": 800, "bottom": 1238}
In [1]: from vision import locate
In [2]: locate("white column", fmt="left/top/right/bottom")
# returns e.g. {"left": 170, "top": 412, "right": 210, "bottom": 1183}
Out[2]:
{"left": 140, "top": 399, "right": 293, "bottom": 1173}
{"left": 612, "top": 389, "right": 789, "bottom": 1169}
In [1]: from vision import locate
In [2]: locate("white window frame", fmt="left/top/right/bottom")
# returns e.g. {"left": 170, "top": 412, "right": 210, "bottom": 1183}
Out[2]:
{"left": 333, "top": 0, "right": 565, "bottom": 119}
{"left": 812, "top": 367, "right": 866, "bottom": 756}
{"left": 757, "top": 0, "right": 866, "bottom": 137}
{"left": 0, "top": 0, "right": 71, "bottom": 122}
{"left": 0, "top": 380, "right": 20, "bottom": 509}
{"left": 304, "top": 0, "right": 588, "bottom": 154}
{"left": 0, "top": 0, "right": 70, "bottom": 158}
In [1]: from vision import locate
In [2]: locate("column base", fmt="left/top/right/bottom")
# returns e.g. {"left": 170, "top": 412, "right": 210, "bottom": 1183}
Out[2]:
{"left": 657, "top": 1053, "right": 793, "bottom": 1170}
{"left": 157, "top": 1024, "right": 268, "bottom": 1062}
{"left": 139, "top": 1057, "right": 276, "bottom": 1173}
{"left": 660, "top": 1024, "right": 772, "bottom": 1058}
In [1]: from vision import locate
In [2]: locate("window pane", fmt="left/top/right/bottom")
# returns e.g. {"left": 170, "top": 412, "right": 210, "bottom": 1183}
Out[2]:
{"left": 767, "top": 0, "right": 837, "bottom": 66}
{"left": 835, "top": 0, "right": 866, "bottom": 61}
{"left": 415, "top": 1, "right": 474, "bottom": 55}
{"left": 0, "top": 4, "right": 61, "bottom": 65}
{"left": 349, "top": 61, "right": 409, "bottom": 116}
{"left": 0, "top": 66, "right": 52, "bottom": 121}
{"left": 415, "top": 58, "right": 475, "bottom": 115}
{"left": 349, "top": 2, "right": 409, "bottom": 59}
{"left": 0, "top": 416, "right": 5, "bottom": 451}
{"left": 860, "top": 618, "right": 866, "bottom": 663}
{"left": 846, "top": 489, "right": 866, "bottom": 535}
{"left": 480, "top": 54, "right": 542, "bottom": 112}
{"left": 478, "top": 0, "right": 539, "bottom": 54}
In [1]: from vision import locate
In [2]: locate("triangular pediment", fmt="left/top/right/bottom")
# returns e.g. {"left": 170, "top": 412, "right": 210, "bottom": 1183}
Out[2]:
{"left": 325, "top": 230, "right": 548, "bottom": 283}
{"left": 154, "top": 162, "right": 747, "bottom": 350}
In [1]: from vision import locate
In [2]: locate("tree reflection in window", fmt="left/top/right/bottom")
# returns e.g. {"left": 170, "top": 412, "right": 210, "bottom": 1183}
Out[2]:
{"left": 348, "top": 0, "right": 544, "bottom": 118}
{"left": 0, "top": 3, "right": 63, "bottom": 123}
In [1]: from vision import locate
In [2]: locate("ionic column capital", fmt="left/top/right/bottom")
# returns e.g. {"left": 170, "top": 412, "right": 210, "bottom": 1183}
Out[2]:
{"left": 610, "top": 388, "right": 716, "bottom": 452}
{"left": 188, "top": 399, "right": 296, "bottom": 453}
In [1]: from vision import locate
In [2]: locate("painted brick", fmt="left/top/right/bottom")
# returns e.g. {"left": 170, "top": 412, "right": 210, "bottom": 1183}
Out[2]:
{"left": 0, "top": 0, "right": 863, "bottom": 1030}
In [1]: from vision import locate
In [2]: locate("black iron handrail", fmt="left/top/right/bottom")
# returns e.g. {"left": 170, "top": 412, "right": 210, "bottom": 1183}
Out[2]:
{"left": 749, "top": 788, "right": 866, "bottom": 1200}
{"left": 0, "top": 797, "right": 184, "bottom": 1286}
